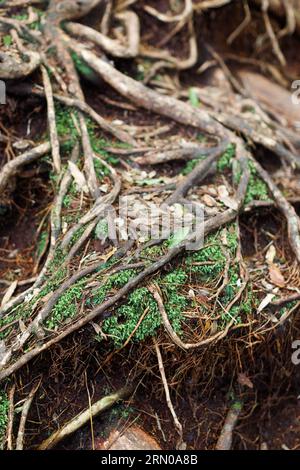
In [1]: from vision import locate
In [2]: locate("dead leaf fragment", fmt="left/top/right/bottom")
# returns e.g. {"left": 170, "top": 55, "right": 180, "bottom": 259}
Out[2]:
{"left": 237, "top": 372, "right": 253, "bottom": 389}
{"left": 257, "top": 291, "right": 278, "bottom": 313}
{"left": 265, "top": 244, "right": 276, "bottom": 264}
{"left": 1, "top": 280, "right": 18, "bottom": 307}
{"left": 269, "top": 263, "right": 285, "bottom": 287}
{"left": 202, "top": 194, "right": 216, "bottom": 207}
{"left": 68, "top": 161, "right": 89, "bottom": 193}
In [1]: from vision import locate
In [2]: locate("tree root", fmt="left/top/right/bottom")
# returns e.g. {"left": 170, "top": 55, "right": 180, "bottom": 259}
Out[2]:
{"left": 37, "top": 386, "right": 131, "bottom": 450}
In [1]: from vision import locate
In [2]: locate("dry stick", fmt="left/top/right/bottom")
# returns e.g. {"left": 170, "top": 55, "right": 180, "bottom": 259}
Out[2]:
{"left": 0, "top": 142, "right": 50, "bottom": 193}
{"left": 6, "top": 384, "right": 15, "bottom": 450}
{"left": 37, "top": 387, "right": 131, "bottom": 450}
{"left": 16, "top": 381, "right": 40, "bottom": 450}
{"left": 250, "top": 157, "right": 300, "bottom": 263}
{"left": 270, "top": 291, "right": 300, "bottom": 308}
{"left": 148, "top": 283, "right": 235, "bottom": 349}
{"left": 153, "top": 339, "right": 183, "bottom": 445}
{"left": 164, "top": 141, "right": 228, "bottom": 206}
{"left": 71, "top": 45, "right": 226, "bottom": 137}
{"left": 50, "top": 24, "right": 99, "bottom": 200}
{"left": 135, "top": 141, "right": 228, "bottom": 165}
{"left": 144, "top": 0, "right": 192, "bottom": 23}
{"left": 52, "top": 93, "right": 135, "bottom": 146}
{"left": 215, "top": 401, "right": 243, "bottom": 450}
{"left": 41, "top": 65, "right": 61, "bottom": 173}
{"left": 262, "top": 0, "right": 286, "bottom": 66}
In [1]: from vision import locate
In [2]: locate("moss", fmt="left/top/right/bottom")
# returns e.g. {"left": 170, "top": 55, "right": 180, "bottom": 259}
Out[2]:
{"left": 181, "top": 158, "right": 201, "bottom": 175}
{"left": 244, "top": 161, "right": 269, "bottom": 203}
{"left": 278, "top": 301, "right": 297, "bottom": 317}
{"left": 217, "top": 144, "right": 236, "bottom": 172}
{"left": 3, "top": 35, "right": 12, "bottom": 46}
{"left": 39, "top": 266, "right": 67, "bottom": 298}
{"left": 89, "top": 269, "right": 138, "bottom": 306}
{"left": 0, "top": 301, "right": 35, "bottom": 340}
{"left": 94, "top": 158, "right": 111, "bottom": 181}
{"left": 235, "top": 160, "right": 270, "bottom": 204}
{"left": 70, "top": 225, "right": 86, "bottom": 247}
{"left": 45, "top": 281, "right": 86, "bottom": 330}
{"left": 140, "top": 243, "right": 166, "bottom": 259}
{"left": 99, "top": 268, "right": 188, "bottom": 348}
{"left": 62, "top": 194, "right": 72, "bottom": 209}
{"left": 55, "top": 104, "right": 79, "bottom": 152}
{"left": 185, "top": 230, "right": 227, "bottom": 282}
{"left": 188, "top": 88, "right": 200, "bottom": 108}
{"left": 94, "top": 219, "right": 109, "bottom": 240}
{"left": 0, "top": 391, "right": 9, "bottom": 450}
{"left": 70, "top": 51, "right": 100, "bottom": 85}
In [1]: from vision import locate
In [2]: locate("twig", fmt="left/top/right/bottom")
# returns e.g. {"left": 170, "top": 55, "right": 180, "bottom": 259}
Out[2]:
{"left": 6, "top": 384, "right": 15, "bottom": 450}
{"left": 37, "top": 387, "right": 131, "bottom": 450}
{"left": 164, "top": 141, "right": 228, "bottom": 205}
{"left": 153, "top": 339, "right": 183, "bottom": 446}
{"left": 0, "top": 142, "right": 50, "bottom": 193}
{"left": 16, "top": 381, "right": 40, "bottom": 450}
{"left": 41, "top": 65, "right": 61, "bottom": 173}
{"left": 262, "top": 0, "right": 286, "bottom": 66}
{"left": 215, "top": 400, "right": 243, "bottom": 450}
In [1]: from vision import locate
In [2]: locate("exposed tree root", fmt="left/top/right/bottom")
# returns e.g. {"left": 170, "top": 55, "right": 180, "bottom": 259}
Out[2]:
{"left": 37, "top": 386, "right": 131, "bottom": 450}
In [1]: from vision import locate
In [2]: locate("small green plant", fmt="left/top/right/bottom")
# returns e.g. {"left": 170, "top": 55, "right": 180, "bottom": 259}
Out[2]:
{"left": 45, "top": 281, "right": 85, "bottom": 329}
{"left": 217, "top": 144, "right": 236, "bottom": 172}
{"left": 94, "top": 219, "right": 109, "bottom": 240}
{"left": 62, "top": 194, "right": 72, "bottom": 209}
{"left": 39, "top": 265, "right": 67, "bottom": 297}
{"left": 36, "top": 230, "right": 48, "bottom": 258}
{"left": 3, "top": 35, "right": 12, "bottom": 46}
{"left": 55, "top": 104, "right": 79, "bottom": 152}
{"left": 93, "top": 158, "right": 110, "bottom": 180}
{"left": 188, "top": 88, "right": 200, "bottom": 108}
{"left": 0, "top": 391, "right": 9, "bottom": 450}
{"left": 89, "top": 269, "right": 138, "bottom": 307}
{"left": 99, "top": 268, "right": 188, "bottom": 348}
{"left": 181, "top": 158, "right": 201, "bottom": 175}
{"left": 71, "top": 51, "right": 100, "bottom": 84}
{"left": 244, "top": 161, "right": 270, "bottom": 204}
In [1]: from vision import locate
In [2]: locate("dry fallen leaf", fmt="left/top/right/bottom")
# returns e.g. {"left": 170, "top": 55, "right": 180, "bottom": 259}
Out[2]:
{"left": 237, "top": 372, "right": 253, "bottom": 389}
{"left": 269, "top": 263, "right": 285, "bottom": 287}
{"left": 1, "top": 280, "right": 18, "bottom": 307}
{"left": 265, "top": 244, "right": 276, "bottom": 264}
{"left": 257, "top": 291, "right": 277, "bottom": 313}
{"left": 68, "top": 161, "right": 89, "bottom": 194}
{"left": 202, "top": 194, "right": 216, "bottom": 207}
